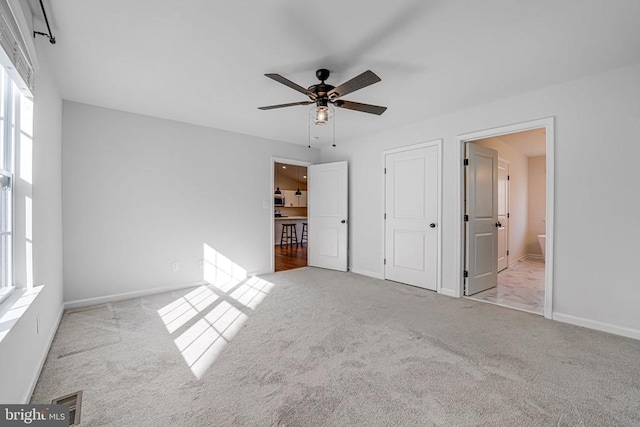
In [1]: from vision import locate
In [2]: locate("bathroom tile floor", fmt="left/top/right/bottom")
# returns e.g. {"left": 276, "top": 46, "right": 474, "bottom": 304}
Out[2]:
{"left": 467, "top": 257, "right": 545, "bottom": 315}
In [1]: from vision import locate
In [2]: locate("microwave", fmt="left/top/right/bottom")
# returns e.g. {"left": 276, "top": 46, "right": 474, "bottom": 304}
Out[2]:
{"left": 274, "top": 195, "right": 285, "bottom": 207}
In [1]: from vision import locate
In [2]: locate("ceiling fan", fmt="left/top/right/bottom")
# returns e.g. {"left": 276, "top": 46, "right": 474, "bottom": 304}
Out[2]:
{"left": 258, "top": 68, "right": 387, "bottom": 124}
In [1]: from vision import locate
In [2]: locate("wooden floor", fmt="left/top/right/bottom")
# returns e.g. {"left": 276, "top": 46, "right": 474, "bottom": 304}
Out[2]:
{"left": 275, "top": 243, "right": 307, "bottom": 272}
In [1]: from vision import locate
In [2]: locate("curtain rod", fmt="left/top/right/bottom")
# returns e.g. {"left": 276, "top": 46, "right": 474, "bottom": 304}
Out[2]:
{"left": 33, "top": 0, "right": 55, "bottom": 44}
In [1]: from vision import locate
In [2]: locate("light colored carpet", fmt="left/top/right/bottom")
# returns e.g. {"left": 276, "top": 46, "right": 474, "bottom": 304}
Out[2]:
{"left": 32, "top": 267, "right": 640, "bottom": 426}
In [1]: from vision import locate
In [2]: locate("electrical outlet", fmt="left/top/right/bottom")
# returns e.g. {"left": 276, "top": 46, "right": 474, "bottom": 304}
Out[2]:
{"left": 263, "top": 201, "right": 270, "bottom": 209}
{"left": 172, "top": 262, "right": 179, "bottom": 272}
{"left": 199, "top": 259, "right": 204, "bottom": 269}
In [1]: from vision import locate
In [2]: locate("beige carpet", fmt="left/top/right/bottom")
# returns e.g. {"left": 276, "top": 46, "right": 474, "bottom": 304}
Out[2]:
{"left": 32, "top": 267, "right": 640, "bottom": 426}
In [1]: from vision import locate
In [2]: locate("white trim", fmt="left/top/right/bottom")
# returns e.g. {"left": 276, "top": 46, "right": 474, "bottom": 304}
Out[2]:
{"left": 553, "top": 312, "right": 640, "bottom": 341}
{"left": 439, "top": 288, "right": 457, "bottom": 298}
{"left": 508, "top": 254, "right": 530, "bottom": 267}
{"left": 543, "top": 119, "right": 555, "bottom": 320}
{"left": 457, "top": 117, "right": 555, "bottom": 320}
{"left": 270, "top": 157, "right": 313, "bottom": 273}
{"left": 381, "top": 139, "right": 443, "bottom": 293}
{"left": 64, "top": 281, "right": 205, "bottom": 310}
{"left": 0, "top": 284, "right": 14, "bottom": 305}
{"left": 465, "top": 296, "right": 542, "bottom": 316}
{"left": 350, "top": 268, "right": 384, "bottom": 280}
{"left": 21, "top": 303, "right": 64, "bottom": 404}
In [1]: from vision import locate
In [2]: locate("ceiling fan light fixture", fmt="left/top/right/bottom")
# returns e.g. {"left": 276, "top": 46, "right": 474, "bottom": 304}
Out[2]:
{"left": 314, "top": 104, "right": 334, "bottom": 125}
{"left": 315, "top": 105, "right": 329, "bottom": 125}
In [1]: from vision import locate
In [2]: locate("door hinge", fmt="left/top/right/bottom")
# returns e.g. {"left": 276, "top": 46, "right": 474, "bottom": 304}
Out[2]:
{"left": 384, "top": 167, "right": 386, "bottom": 174}
{"left": 464, "top": 214, "right": 469, "bottom": 222}
{"left": 507, "top": 175, "right": 510, "bottom": 180}
{"left": 463, "top": 270, "right": 468, "bottom": 278}
{"left": 507, "top": 250, "right": 510, "bottom": 256}
{"left": 507, "top": 212, "right": 510, "bottom": 218}
{"left": 464, "top": 159, "right": 469, "bottom": 166}
{"left": 384, "top": 258, "right": 386, "bottom": 265}
{"left": 384, "top": 213, "right": 386, "bottom": 220}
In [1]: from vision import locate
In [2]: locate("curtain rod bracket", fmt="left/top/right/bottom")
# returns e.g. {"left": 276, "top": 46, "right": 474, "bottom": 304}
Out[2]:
{"left": 34, "top": 0, "right": 56, "bottom": 44}
{"left": 33, "top": 31, "right": 55, "bottom": 44}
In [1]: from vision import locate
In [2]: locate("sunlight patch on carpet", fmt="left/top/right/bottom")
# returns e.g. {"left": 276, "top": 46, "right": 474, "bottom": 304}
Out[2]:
{"left": 157, "top": 244, "right": 274, "bottom": 379}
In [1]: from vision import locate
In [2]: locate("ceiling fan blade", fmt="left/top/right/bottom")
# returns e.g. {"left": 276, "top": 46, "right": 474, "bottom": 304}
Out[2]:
{"left": 258, "top": 101, "right": 313, "bottom": 110}
{"left": 327, "top": 70, "right": 381, "bottom": 99}
{"left": 265, "top": 73, "right": 317, "bottom": 99}
{"left": 333, "top": 100, "right": 387, "bottom": 115}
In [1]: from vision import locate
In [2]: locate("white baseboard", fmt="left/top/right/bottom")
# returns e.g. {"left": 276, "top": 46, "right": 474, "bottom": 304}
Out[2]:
{"left": 553, "top": 312, "right": 640, "bottom": 341}
{"left": 64, "top": 281, "right": 206, "bottom": 310}
{"left": 22, "top": 303, "right": 64, "bottom": 404}
{"left": 508, "top": 254, "right": 543, "bottom": 267}
{"left": 439, "top": 288, "right": 457, "bottom": 298}
{"left": 350, "top": 268, "right": 384, "bottom": 280}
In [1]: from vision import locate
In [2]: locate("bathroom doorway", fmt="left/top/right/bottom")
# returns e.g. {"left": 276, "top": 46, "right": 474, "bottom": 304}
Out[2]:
{"left": 459, "top": 118, "right": 554, "bottom": 319}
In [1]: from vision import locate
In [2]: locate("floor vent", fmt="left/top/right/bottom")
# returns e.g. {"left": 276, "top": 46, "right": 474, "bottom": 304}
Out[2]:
{"left": 51, "top": 390, "right": 83, "bottom": 425}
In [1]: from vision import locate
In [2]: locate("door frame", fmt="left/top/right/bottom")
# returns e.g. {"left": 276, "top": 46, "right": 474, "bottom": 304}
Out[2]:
{"left": 270, "top": 157, "right": 313, "bottom": 273}
{"left": 456, "top": 117, "right": 555, "bottom": 319}
{"left": 382, "top": 139, "right": 443, "bottom": 293}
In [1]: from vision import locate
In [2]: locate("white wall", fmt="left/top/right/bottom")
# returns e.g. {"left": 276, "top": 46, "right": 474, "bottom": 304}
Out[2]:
{"left": 62, "top": 102, "right": 320, "bottom": 303}
{"left": 321, "top": 62, "right": 640, "bottom": 337}
{"left": 527, "top": 156, "right": 546, "bottom": 255}
{"left": 475, "top": 137, "right": 528, "bottom": 262}
{"left": 0, "top": 40, "right": 64, "bottom": 403}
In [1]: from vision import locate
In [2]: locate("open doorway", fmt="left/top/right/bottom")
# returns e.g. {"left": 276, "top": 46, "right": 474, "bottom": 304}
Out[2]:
{"left": 273, "top": 161, "right": 308, "bottom": 272}
{"left": 459, "top": 118, "right": 554, "bottom": 319}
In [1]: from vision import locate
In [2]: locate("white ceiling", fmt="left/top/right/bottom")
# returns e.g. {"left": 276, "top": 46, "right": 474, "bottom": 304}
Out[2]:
{"left": 28, "top": 0, "right": 640, "bottom": 146}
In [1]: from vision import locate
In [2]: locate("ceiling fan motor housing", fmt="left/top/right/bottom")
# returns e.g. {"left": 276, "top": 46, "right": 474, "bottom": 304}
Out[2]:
{"left": 316, "top": 68, "right": 331, "bottom": 82}
{"left": 309, "top": 69, "right": 336, "bottom": 105}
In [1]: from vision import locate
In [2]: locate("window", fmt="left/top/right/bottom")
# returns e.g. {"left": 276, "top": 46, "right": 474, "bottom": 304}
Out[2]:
{"left": 0, "top": 67, "right": 16, "bottom": 298}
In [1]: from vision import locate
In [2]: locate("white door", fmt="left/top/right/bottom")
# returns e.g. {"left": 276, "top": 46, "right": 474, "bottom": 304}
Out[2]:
{"left": 308, "top": 161, "right": 348, "bottom": 271}
{"left": 465, "top": 143, "right": 498, "bottom": 295}
{"left": 384, "top": 145, "right": 438, "bottom": 290}
{"left": 497, "top": 159, "right": 509, "bottom": 272}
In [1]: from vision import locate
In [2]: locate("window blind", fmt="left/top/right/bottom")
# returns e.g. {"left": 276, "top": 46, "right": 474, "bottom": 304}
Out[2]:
{"left": 0, "top": 0, "right": 37, "bottom": 95}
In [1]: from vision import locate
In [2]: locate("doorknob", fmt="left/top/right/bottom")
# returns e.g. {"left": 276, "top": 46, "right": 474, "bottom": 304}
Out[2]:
{"left": 495, "top": 221, "right": 502, "bottom": 228}
{"left": 341, "top": 219, "right": 347, "bottom": 224}
{"left": 429, "top": 223, "right": 436, "bottom": 228}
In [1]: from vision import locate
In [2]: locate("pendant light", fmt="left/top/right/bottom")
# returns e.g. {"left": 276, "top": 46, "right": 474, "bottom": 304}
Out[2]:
{"left": 274, "top": 164, "right": 282, "bottom": 195}
{"left": 295, "top": 165, "right": 302, "bottom": 196}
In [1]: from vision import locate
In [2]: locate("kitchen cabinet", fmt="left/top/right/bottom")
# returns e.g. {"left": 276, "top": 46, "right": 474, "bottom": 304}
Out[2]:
{"left": 282, "top": 190, "right": 307, "bottom": 207}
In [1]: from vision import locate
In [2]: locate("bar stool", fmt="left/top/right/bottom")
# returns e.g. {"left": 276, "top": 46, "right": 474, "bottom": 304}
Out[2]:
{"left": 300, "top": 222, "right": 308, "bottom": 245}
{"left": 280, "top": 223, "right": 298, "bottom": 247}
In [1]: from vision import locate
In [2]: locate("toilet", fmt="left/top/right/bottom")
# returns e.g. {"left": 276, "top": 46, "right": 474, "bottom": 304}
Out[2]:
{"left": 537, "top": 235, "right": 546, "bottom": 260}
